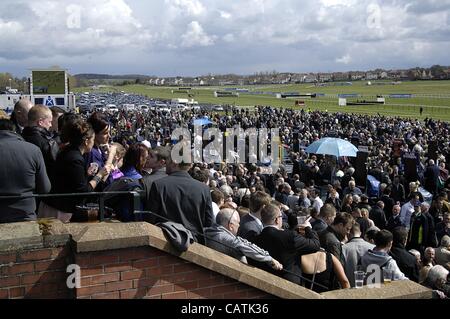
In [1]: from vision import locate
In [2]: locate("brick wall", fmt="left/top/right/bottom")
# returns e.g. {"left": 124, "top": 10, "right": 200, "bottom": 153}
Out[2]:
{"left": 0, "top": 247, "right": 72, "bottom": 299}
{"left": 74, "top": 247, "right": 274, "bottom": 299}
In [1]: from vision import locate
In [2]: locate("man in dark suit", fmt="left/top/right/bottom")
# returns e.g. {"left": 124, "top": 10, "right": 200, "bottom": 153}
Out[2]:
{"left": 424, "top": 159, "right": 440, "bottom": 196}
{"left": 253, "top": 204, "right": 321, "bottom": 285}
{"left": 0, "top": 118, "right": 51, "bottom": 223}
{"left": 237, "top": 191, "right": 271, "bottom": 242}
{"left": 145, "top": 144, "right": 214, "bottom": 244}
{"left": 386, "top": 205, "right": 404, "bottom": 231}
{"left": 369, "top": 201, "right": 387, "bottom": 229}
{"left": 142, "top": 146, "right": 169, "bottom": 204}
{"left": 390, "top": 227, "right": 420, "bottom": 282}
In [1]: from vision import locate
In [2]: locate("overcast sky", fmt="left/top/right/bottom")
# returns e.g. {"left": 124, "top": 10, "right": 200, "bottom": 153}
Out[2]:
{"left": 1, "top": 0, "right": 449, "bottom": 77}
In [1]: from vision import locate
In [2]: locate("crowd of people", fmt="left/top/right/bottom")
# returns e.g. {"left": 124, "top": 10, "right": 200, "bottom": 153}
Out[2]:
{"left": 0, "top": 97, "right": 449, "bottom": 297}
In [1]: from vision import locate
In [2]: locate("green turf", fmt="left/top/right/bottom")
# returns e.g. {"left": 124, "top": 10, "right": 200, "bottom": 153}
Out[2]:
{"left": 74, "top": 80, "right": 450, "bottom": 121}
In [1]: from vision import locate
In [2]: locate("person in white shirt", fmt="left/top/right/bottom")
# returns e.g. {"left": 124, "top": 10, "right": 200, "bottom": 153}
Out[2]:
{"left": 311, "top": 189, "right": 324, "bottom": 213}
{"left": 400, "top": 194, "right": 420, "bottom": 229}
{"left": 211, "top": 189, "right": 225, "bottom": 219}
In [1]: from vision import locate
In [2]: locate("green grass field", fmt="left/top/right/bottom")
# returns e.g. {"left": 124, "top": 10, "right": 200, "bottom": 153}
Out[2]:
{"left": 75, "top": 80, "right": 450, "bottom": 121}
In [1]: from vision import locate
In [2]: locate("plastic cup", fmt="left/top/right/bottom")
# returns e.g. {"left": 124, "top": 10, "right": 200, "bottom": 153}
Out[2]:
{"left": 354, "top": 271, "right": 365, "bottom": 289}
{"left": 383, "top": 269, "right": 392, "bottom": 284}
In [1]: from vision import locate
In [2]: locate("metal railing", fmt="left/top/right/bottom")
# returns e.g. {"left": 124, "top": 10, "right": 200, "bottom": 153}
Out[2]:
{"left": 0, "top": 191, "right": 143, "bottom": 222}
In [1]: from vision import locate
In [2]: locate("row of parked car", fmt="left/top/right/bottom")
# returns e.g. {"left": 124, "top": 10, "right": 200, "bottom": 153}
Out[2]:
{"left": 76, "top": 92, "right": 227, "bottom": 114}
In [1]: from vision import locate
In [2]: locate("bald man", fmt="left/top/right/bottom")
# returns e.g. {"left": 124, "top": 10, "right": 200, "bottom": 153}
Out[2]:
{"left": 11, "top": 98, "right": 33, "bottom": 134}
{"left": 205, "top": 208, "right": 283, "bottom": 271}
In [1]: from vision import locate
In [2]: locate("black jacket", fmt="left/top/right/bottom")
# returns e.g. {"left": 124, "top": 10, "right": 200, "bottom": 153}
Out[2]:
{"left": 319, "top": 226, "right": 345, "bottom": 265}
{"left": 22, "top": 126, "right": 59, "bottom": 181}
{"left": 386, "top": 215, "right": 404, "bottom": 231}
{"left": 369, "top": 206, "right": 387, "bottom": 229}
{"left": 46, "top": 145, "right": 94, "bottom": 214}
{"left": 390, "top": 243, "right": 420, "bottom": 282}
{"left": 0, "top": 131, "right": 51, "bottom": 222}
{"left": 146, "top": 171, "right": 214, "bottom": 245}
{"left": 253, "top": 226, "right": 321, "bottom": 285}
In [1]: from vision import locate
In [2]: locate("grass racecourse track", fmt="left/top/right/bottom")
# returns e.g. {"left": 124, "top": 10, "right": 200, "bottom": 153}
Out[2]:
{"left": 76, "top": 80, "right": 450, "bottom": 121}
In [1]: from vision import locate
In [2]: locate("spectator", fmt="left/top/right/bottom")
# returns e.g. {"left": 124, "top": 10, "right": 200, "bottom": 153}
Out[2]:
{"left": 10, "top": 98, "right": 33, "bottom": 134}
{"left": 343, "top": 180, "right": 363, "bottom": 197}
{"left": 191, "top": 169, "right": 210, "bottom": 185}
{"left": 211, "top": 189, "right": 225, "bottom": 219}
{"left": 389, "top": 227, "right": 420, "bottom": 283}
{"left": 400, "top": 194, "right": 420, "bottom": 230}
{"left": 120, "top": 143, "right": 148, "bottom": 179}
{"left": 407, "top": 202, "right": 431, "bottom": 253}
{"left": 310, "top": 188, "right": 323, "bottom": 213}
{"left": 253, "top": 204, "right": 321, "bottom": 285}
{"left": 300, "top": 249, "right": 350, "bottom": 293}
{"left": 49, "top": 106, "right": 65, "bottom": 134}
{"left": 325, "top": 188, "right": 342, "bottom": 212}
{"left": 319, "top": 212, "right": 355, "bottom": 265}
{"left": 340, "top": 194, "right": 354, "bottom": 214}
{"left": 145, "top": 143, "right": 214, "bottom": 244}
{"left": 364, "top": 229, "right": 379, "bottom": 245}
{"left": 421, "top": 202, "right": 439, "bottom": 248}
{"left": 297, "top": 188, "right": 311, "bottom": 209}
{"left": 312, "top": 204, "right": 337, "bottom": 234}
{"left": 435, "top": 235, "right": 450, "bottom": 271}
{"left": 420, "top": 247, "right": 436, "bottom": 283}
{"left": 43, "top": 119, "right": 111, "bottom": 222}
{"left": 0, "top": 118, "right": 51, "bottom": 223}
{"left": 237, "top": 191, "right": 271, "bottom": 242}
{"left": 386, "top": 204, "right": 404, "bottom": 231}
{"left": 22, "top": 105, "right": 59, "bottom": 181}
{"left": 369, "top": 201, "right": 387, "bottom": 229}
{"left": 423, "top": 265, "right": 450, "bottom": 298}
{"left": 342, "top": 223, "right": 375, "bottom": 287}
{"left": 391, "top": 175, "right": 406, "bottom": 204}
{"left": 85, "top": 112, "right": 112, "bottom": 186}
{"left": 424, "top": 159, "right": 440, "bottom": 196}
{"left": 436, "top": 213, "right": 450, "bottom": 243}
{"left": 361, "top": 230, "right": 408, "bottom": 281}
{"left": 380, "top": 187, "right": 396, "bottom": 220}
{"left": 204, "top": 208, "right": 283, "bottom": 270}
{"left": 142, "top": 146, "right": 169, "bottom": 201}
{"left": 286, "top": 187, "right": 301, "bottom": 211}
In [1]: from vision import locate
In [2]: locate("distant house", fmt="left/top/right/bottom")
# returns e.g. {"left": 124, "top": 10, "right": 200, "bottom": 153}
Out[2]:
{"left": 365, "top": 73, "right": 378, "bottom": 80}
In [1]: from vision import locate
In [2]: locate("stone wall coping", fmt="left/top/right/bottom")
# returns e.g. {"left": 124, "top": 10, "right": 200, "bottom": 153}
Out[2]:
{"left": 0, "top": 220, "right": 433, "bottom": 299}
{"left": 67, "top": 221, "right": 322, "bottom": 299}
{"left": 321, "top": 280, "right": 433, "bottom": 299}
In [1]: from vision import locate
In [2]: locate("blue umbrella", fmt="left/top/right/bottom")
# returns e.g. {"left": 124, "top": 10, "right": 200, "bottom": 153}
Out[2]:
{"left": 193, "top": 117, "right": 213, "bottom": 126}
{"left": 305, "top": 137, "right": 358, "bottom": 157}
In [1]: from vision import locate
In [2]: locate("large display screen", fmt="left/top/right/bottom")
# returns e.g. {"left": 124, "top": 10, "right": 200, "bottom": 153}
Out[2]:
{"left": 32, "top": 71, "right": 66, "bottom": 95}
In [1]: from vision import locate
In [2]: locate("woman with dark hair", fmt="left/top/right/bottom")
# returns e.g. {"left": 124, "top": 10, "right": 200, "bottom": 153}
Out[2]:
{"left": 121, "top": 143, "right": 149, "bottom": 179}
{"left": 84, "top": 112, "right": 112, "bottom": 185}
{"left": 41, "top": 119, "right": 111, "bottom": 222}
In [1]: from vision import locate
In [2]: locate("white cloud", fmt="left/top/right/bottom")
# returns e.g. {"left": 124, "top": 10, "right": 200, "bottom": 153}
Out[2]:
{"left": 166, "top": 0, "right": 205, "bottom": 16}
{"left": 220, "top": 11, "right": 232, "bottom": 19}
{"left": 181, "top": 21, "right": 216, "bottom": 47}
{"left": 0, "top": 0, "right": 449, "bottom": 76}
{"left": 336, "top": 54, "right": 351, "bottom": 64}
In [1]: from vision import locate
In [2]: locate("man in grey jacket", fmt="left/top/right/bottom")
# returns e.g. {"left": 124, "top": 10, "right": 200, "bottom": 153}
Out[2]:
{"left": 0, "top": 119, "right": 51, "bottom": 223}
{"left": 361, "top": 229, "right": 408, "bottom": 281}
{"left": 343, "top": 223, "right": 375, "bottom": 287}
{"left": 205, "top": 208, "right": 283, "bottom": 271}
